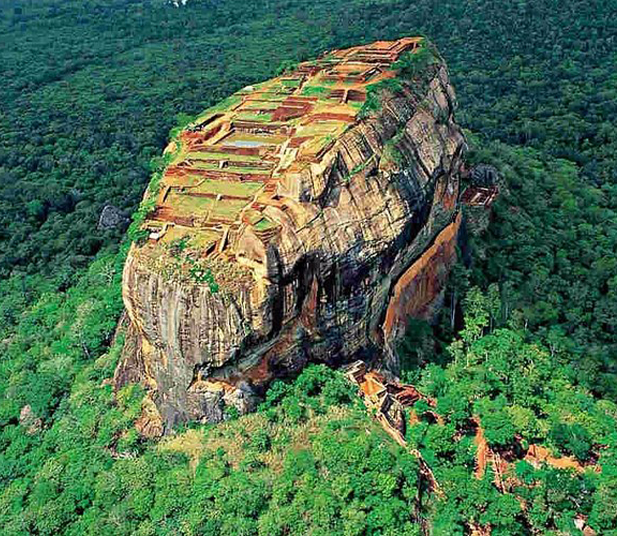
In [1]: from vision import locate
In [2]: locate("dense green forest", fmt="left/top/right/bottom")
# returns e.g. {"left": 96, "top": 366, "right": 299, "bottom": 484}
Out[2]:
{"left": 2, "top": 0, "right": 617, "bottom": 533}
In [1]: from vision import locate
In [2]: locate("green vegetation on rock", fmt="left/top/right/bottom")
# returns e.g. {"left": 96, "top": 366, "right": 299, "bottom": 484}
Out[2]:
{"left": 359, "top": 78, "right": 404, "bottom": 118}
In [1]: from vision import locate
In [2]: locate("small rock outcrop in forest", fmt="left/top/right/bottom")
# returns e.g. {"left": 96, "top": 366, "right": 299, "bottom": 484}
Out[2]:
{"left": 114, "top": 37, "right": 466, "bottom": 429}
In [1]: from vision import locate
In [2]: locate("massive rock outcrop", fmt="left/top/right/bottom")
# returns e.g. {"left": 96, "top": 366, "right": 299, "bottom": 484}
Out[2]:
{"left": 114, "top": 37, "right": 466, "bottom": 429}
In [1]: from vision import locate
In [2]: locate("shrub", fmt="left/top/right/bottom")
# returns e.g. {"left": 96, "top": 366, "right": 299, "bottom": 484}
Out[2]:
{"left": 359, "top": 78, "right": 404, "bottom": 118}
{"left": 393, "top": 41, "right": 439, "bottom": 79}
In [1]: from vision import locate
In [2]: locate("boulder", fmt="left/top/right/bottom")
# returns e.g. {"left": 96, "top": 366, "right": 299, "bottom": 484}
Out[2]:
{"left": 98, "top": 204, "right": 129, "bottom": 230}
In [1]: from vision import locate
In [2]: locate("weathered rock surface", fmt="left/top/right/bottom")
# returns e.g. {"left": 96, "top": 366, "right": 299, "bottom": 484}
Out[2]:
{"left": 114, "top": 38, "right": 466, "bottom": 429}
{"left": 469, "top": 164, "right": 500, "bottom": 187}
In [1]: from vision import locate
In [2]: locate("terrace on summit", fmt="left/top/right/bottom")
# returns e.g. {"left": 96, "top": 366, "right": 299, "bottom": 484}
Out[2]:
{"left": 142, "top": 37, "right": 423, "bottom": 262}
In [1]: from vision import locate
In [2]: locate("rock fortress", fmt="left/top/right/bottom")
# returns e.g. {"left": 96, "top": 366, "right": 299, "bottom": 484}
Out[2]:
{"left": 114, "top": 37, "right": 467, "bottom": 431}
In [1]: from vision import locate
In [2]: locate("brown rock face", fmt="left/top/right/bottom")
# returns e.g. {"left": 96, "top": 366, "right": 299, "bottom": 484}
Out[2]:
{"left": 382, "top": 213, "right": 462, "bottom": 341}
{"left": 115, "top": 38, "right": 466, "bottom": 429}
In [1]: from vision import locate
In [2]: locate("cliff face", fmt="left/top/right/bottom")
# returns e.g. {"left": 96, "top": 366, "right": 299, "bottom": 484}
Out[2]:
{"left": 114, "top": 38, "right": 466, "bottom": 429}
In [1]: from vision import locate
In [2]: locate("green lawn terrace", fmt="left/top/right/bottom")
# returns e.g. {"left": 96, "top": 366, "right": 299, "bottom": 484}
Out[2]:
{"left": 140, "top": 37, "right": 424, "bottom": 274}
